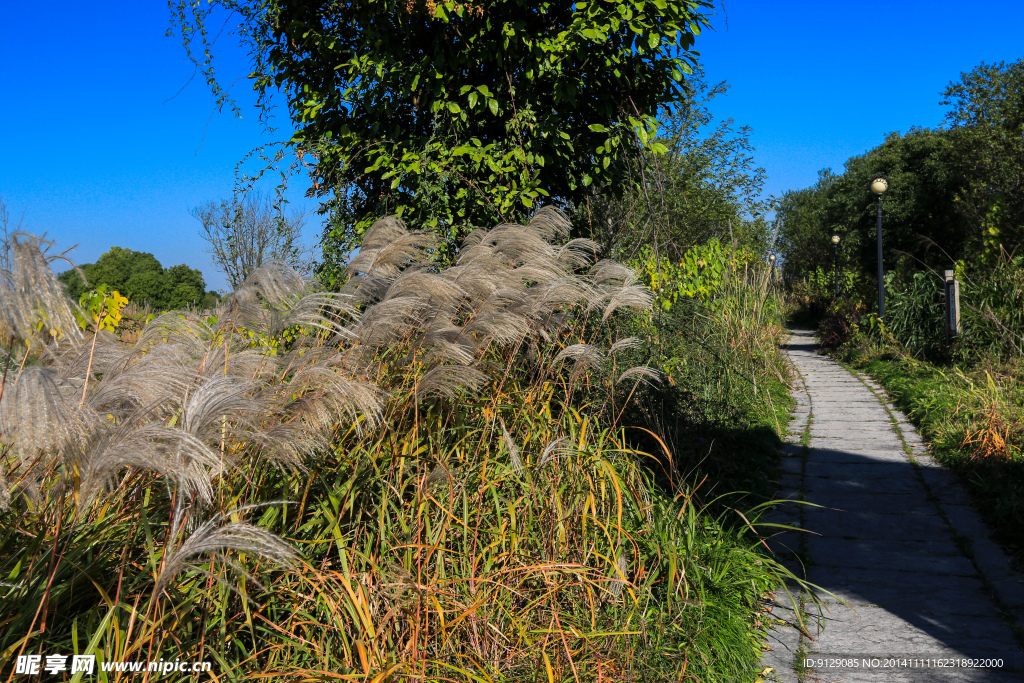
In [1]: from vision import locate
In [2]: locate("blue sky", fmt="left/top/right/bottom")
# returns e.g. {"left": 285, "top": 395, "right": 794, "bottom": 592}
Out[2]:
{"left": 1, "top": 1, "right": 1022, "bottom": 289}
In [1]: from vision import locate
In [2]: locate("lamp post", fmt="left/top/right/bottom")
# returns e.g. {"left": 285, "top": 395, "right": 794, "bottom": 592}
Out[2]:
{"left": 870, "top": 174, "right": 890, "bottom": 320}
{"left": 831, "top": 234, "right": 841, "bottom": 299}
{"left": 768, "top": 253, "right": 776, "bottom": 287}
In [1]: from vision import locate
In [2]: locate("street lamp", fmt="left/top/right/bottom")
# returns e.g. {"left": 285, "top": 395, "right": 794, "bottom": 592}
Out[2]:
{"left": 870, "top": 174, "right": 890, "bottom": 320}
{"left": 768, "top": 253, "right": 776, "bottom": 286}
{"left": 831, "top": 234, "right": 841, "bottom": 299}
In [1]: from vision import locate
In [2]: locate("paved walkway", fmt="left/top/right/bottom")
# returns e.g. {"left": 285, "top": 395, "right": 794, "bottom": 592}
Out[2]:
{"left": 762, "top": 329, "right": 1024, "bottom": 682}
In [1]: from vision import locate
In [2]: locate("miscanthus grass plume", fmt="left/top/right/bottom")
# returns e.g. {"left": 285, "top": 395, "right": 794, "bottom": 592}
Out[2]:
{"left": 0, "top": 210, "right": 801, "bottom": 682}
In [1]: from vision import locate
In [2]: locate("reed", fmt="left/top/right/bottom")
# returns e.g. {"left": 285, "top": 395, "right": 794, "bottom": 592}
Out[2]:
{"left": 0, "top": 211, "right": 802, "bottom": 681}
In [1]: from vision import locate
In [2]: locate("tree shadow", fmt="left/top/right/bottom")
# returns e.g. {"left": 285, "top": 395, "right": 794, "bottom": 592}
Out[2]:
{"left": 764, "top": 443, "right": 1024, "bottom": 680}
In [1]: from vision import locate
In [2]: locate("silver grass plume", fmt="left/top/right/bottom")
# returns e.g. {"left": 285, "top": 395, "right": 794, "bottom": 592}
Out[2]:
{"left": 347, "top": 207, "right": 649, "bottom": 386}
{"left": 526, "top": 205, "right": 572, "bottom": 243}
{"left": 134, "top": 312, "right": 217, "bottom": 359}
{"left": 499, "top": 420, "right": 524, "bottom": 474}
{"left": 556, "top": 238, "right": 602, "bottom": 270}
{"left": 84, "top": 352, "right": 191, "bottom": 423}
{"left": 600, "top": 283, "right": 654, "bottom": 322}
{"left": 552, "top": 343, "right": 604, "bottom": 368}
{"left": 155, "top": 507, "right": 298, "bottom": 595}
{"left": 51, "top": 331, "right": 126, "bottom": 383}
{"left": 539, "top": 437, "right": 576, "bottom": 467}
{"left": 609, "top": 337, "right": 643, "bottom": 355}
{"left": 617, "top": 366, "right": 663, "bottom": 387}
{"left": 609, "top": 546, "right": 630, "bottom": 598}
{"left": 221, "top": 261, "right": 359, "bottom": 338}
{"left": 78, "top": 424, "right": 230, "bottom": 507}
{"left": 417, "top": 365, "right": 488, "bottom": 401}
{"left": 360, "top": 215, "right": 410, "bottom": 250}
{"left": 346, "top": 223, "right": 436, "bottom": 303}
{"left": 0, "top": 366, "right": 98, "bottom": 466}
{"left": 281, "top": 364, "right": 384, "bottom": 434}
{"left": 0, "top": 468, "right": 9, "bottom": 512}
{"left": 590, "top": 259, "right": 636, "bottom": 288}
{"left": 421, "top": 326, "right": 476, "bottom": 365}
{"left": 180, "top": 375, "right": 264, "bottom": 437}
{"left": 0, "top": 234, "right": 83, "bottom": 347}
{"left": 189, "top": 345, "right": 279, "bottom": 382}
{"left": 231, "top": 259, "right": 310, "bottom": 309}
{"left": 551, "top": 343, "right": 604, "bottom": 384}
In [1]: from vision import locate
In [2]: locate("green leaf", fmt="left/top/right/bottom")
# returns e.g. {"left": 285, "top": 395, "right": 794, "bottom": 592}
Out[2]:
{"left": 467, "top": 91, "right": 479, "bottom": 109}
{"left": 588, "top": 123, "right": 608, "bottom": 133}
{"left": 488, "top": 99, "right": 499, "bottom": 116}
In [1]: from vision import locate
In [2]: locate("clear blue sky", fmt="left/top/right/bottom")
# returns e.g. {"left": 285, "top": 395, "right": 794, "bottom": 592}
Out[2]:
{"left": 2, "top": 1, "right": 1022, "bottom": 289}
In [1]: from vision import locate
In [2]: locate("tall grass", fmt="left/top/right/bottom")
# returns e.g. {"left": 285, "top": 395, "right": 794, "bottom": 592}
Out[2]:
{"left": 630, "top": 240, "right": 793, "bottom": 503}
{"left": 0, "top": 213, "right": 802, "bottom": 681}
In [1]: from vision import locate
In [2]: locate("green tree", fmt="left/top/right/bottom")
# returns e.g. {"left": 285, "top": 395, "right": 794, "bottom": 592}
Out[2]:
{"left": 942, "top": 58, "right": 1024, "bottom": 255}
{"left": 580, "top": 72, "right": 770, "bottom": 262}
{"left": 59, "top": 247, "right": 214, "bottom": 310}
{"left": 164, "top": 263, "right": 209, "bottom": 309}
{"left": 777, "top": 128, "right": 971, "bottom": 283}
{"left": 171, "top": 0, "right": 712, "bottom": 282}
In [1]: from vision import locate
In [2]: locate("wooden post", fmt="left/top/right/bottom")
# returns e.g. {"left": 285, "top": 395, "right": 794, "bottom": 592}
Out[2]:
{"left": 944, "top": 270, "right": 961, "bottom": 341}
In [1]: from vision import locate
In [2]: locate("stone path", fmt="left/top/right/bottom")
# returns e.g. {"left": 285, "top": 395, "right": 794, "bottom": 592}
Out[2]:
{"left": 762, "top": 329, "right": 1024, "bottom": 682}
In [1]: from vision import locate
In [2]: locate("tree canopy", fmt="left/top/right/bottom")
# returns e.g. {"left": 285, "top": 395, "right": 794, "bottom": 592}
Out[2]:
{"left": 941, "top": 58, "right": 1024, "bottom": 253}
{"left": 59, "top": 247, "right": 216, "bottom": 310}
{"left": 581, "top": 71, "right": 770, "bottom": 263}
{"left": 777, "top": 127, "right": 971, "bottom": 281}
{"left": 171, "top": 0, "right": 712, "bottom": 281}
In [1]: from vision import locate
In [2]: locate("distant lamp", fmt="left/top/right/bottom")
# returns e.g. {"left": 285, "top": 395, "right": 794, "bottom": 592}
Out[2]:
{"left": 870, "top": 175, "right": 890, "bottom": 196}
{"left": 831, "top": 234, "right": 841, "bottom": 298}
{"left": 768, "top": 253, "right": 776, "bottom": 286}
{"left": 869, "top": 173, "right": 890, "bottom": 319}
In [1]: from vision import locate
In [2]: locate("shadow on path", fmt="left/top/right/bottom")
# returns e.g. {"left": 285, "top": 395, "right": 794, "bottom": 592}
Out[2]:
{"left": 762, "top": 329, "right": 1023, "bottom": 683}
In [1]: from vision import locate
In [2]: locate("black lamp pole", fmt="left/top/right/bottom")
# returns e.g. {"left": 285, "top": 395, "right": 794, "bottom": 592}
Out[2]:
{"left": 831, "top": 234, "right": 840, "bottom": 299}
{"left": 870, "top": 174, "right": 890, "bottom": 321}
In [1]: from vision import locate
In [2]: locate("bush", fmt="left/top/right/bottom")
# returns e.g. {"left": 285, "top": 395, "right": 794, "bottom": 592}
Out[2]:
{"left": 627, "top": 243, "right": 793, "bottom": 506}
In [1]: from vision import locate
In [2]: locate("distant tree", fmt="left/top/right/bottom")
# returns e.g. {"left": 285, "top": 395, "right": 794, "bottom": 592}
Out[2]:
{"left": 59, "top": 247, "right": 214, "bottom": 310}
{"left": 192, "top": 194, "right": 304, "bottom": 289}
{"left": 777, "top": 127, "right": 972, "bottom": 282}
{"left": 164, "top": 263, "right": 209, "bottom": 309}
